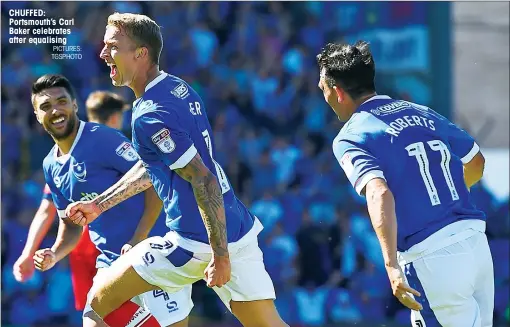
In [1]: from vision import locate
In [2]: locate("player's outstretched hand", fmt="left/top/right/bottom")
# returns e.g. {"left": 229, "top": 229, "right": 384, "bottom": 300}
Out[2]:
{"left": 204, "top": 255, "right": 231, "bottom": 288}
{"left": 13, "top": 253, "right": 35, "bottom": 282}
{"left": 33, "top": 248, "right": 57, "bottom": 272}
{"left": 386, "top": 264, "right": 423, "bottom": 311}
{"left": 65, "top": 201, "right": 101, "bottom": 226}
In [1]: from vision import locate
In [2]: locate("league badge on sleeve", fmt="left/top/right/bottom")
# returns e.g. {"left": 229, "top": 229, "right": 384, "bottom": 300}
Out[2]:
{"left": 151, "top": 128, "right": 175, "bottom": 154}
{"left": 116, "top": 142, "right": 140, "bottom": 161}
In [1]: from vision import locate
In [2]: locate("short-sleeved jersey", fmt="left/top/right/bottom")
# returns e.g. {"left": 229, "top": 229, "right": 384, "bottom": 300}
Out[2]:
{"left": 43, "top": 121, "right": 167, "bottom": 268}
{"left": 333, "top": 95, "right": 485, "bottom": 251}
{"left": 131, "top": 72, "right": 258, "bottom": 252}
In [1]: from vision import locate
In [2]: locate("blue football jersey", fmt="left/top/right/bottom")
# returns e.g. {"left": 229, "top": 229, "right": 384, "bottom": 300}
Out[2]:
{"left": 131, "top": 72, "right": 257, "bottom": 248}
{"left": 333, "top": 95, "right": 485, "bottom": 251}
{"left": 43, "top": 121, "right": 167, "bottom": 268}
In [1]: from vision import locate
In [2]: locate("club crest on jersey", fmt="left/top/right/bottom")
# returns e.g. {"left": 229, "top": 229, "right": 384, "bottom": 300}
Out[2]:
{"left": 170, "top": 83, "right": 189, "bottom": 99}
{"left": 115, "top": 142, "right": 139, "bottom": 161}
{"left": 151, "top": 128, "right": 175, "bottom": 153}
{"left": 72, "top": 161, "right": 87, "bottom": 182}
{"left": 54, "top": 176, "right": 62, "bottom": 188}
{"left": 138, "top": 100, "right": 155, "bottom": 112}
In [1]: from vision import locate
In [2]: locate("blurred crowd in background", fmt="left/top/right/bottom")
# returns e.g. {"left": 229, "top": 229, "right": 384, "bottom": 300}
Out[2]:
{"left": 1, "top": 2, "right": 509, "bottom": 327}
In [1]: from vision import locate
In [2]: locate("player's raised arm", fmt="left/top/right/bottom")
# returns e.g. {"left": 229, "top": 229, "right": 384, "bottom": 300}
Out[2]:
{"left": 66, "top": 160, "right": 152, "bottom": 225}
{"left": 96, "top": 131, "right": 164, "bottom": 251}
{"left": 97, "top": 160, "right": 153, "bottom": 214}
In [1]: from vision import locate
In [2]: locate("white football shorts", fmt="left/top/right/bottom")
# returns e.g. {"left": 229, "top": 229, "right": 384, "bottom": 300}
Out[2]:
{"left": 130, "top": 218, "right": 276, "bottom": 311}
{"left": 398, "top": 220, "right": 494, "bottom": 327}
{"left": 84, "top": 267, "right": 193, "bottom": 326}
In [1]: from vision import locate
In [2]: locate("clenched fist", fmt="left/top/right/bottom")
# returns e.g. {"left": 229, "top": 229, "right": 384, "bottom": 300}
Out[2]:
{"left": 13, "top": 253, "right": 36, "bottom": 282}
{"left": 33, "top": 248, "right": 57, "bottom": 272}
{"left": 65, "top": 201, "right": 101, "bottom": 226}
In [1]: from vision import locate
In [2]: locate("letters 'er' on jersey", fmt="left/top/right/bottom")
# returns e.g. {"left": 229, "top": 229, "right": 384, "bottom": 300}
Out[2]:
{"left": 43, "top": 122, "right": 167, "bottom": 267}
{"left": 131, "top": 72, "right": 259, "bottom": 251}
{"left": 333, "top": 95, "right": 486, "bottom": 251}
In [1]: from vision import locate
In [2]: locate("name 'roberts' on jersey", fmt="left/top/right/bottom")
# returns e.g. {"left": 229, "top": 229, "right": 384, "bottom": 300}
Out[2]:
{"left": 372, "top": 100, "right": 436, "bottom": 137}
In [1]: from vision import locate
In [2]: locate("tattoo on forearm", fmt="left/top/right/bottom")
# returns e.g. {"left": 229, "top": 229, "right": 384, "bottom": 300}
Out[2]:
{"left": 96, "top": 161, "right": 153, "bottom": 213}
{"left": 175, "top": 155, "right": 228, "bottom": 257}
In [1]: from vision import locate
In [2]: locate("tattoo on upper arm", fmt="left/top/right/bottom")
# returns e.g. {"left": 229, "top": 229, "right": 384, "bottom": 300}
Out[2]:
{"left": 175, "top": 154, "right": 228, "bottom": 257}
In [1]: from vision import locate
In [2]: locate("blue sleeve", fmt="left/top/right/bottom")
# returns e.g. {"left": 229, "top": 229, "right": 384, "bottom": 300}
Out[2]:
{"left": 43, "top": 171, "right": 71, "bottom": 219}
{"left": 332, "top": 134, "right": 386, "bottom": 195}
{"left": 42, "top": 184, "right": 53, "bottom": 202}
{"left": 444, "top": 120, "right": 480, "bottom": 164}
{"left": 134, "top": 107, "right": 197, "bottom": 170}
{"left": 101, "top": 128, "right": 141, "bottom": 173}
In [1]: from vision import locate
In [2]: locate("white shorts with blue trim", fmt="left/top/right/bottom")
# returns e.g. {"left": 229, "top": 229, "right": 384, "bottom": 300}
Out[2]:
{"left": 130, "top": 218, "right": 276, "bottom": 311}
{"left": 398, "top": 220, "right": 494, "bottom": 327}
{"left": 84, "top": 268, "right": 193, "bottom": 326}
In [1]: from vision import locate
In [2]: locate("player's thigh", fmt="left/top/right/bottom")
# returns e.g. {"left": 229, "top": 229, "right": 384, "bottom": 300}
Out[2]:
{"left": 129, "top": 236, "right": 207, "bottom": 293}
{"left": 405, "top": 240, "right": 481, "bottom": 327}
{"left": 140, "top": 285, "right": 193, "bottom": 327}
{"left": 93, "top": 235, "right": 205, "bottom": 318}
{"left": 211, "top": 241, "right": 286, "bottom": 326}
{"left": 230, "top": 300, "right": 288, "bottom": 327}
{"left": 472, "top": 233, "right": 495, "bottom": 327}
{"left": 87, "top": 253, "right": 160, "bottom": 318}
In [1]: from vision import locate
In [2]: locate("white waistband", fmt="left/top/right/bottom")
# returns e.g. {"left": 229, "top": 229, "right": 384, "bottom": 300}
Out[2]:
{"left": 398, "top": 219, "right": 486, "bottom": 265}
{"left": 165, "top": 217, "right": 264, "bottom": 254}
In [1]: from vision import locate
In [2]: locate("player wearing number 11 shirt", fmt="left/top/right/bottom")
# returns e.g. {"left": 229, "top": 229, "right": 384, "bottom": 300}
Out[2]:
{"left": 317, "top": 41, "right": 493, "bottom": 327}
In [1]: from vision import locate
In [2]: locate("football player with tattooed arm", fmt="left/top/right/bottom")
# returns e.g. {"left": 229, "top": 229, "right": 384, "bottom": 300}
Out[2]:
{"left": 31, "top": 74, "right": 193, "bottom": 327}
{"left": 66, "top": 12, "right": 288, "bottom": 327}
{"left": 316, "top": 41, "right": 493, "bottom": 327}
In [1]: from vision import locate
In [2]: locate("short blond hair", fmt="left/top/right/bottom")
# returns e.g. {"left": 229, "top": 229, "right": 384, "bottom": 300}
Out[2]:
{"left": 107, "top": 12, "right": 163, "bottom": 65}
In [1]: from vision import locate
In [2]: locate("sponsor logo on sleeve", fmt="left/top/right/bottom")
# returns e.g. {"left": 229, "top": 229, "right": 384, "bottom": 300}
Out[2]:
{"left": 151, "top": 128, "right": 175, "bottom": 154}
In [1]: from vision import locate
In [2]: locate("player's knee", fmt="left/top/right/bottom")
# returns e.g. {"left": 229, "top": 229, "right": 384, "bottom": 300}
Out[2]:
{"left": 83, "top": 312, "right": 108, "bottom": 327}
{"left": 231, "top": 300, "right": 289, "bottom": 327}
